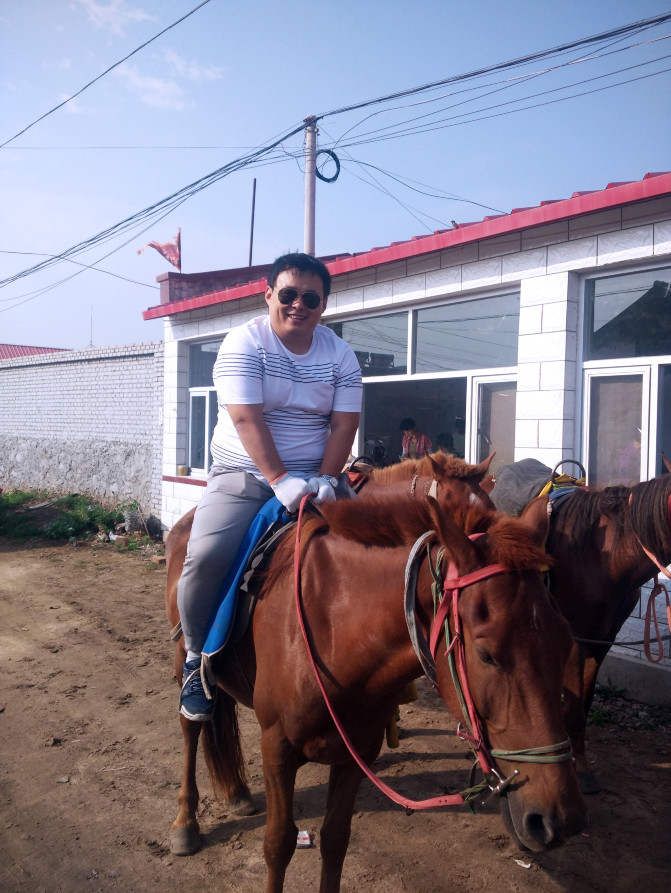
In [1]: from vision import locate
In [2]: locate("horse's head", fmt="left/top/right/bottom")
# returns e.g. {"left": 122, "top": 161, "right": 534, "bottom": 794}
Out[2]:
{"left": 425, "top": 496, "right": 585, "bottom": 851}
{"left": 369, "top": 451, "right": 495, "bottom": 512}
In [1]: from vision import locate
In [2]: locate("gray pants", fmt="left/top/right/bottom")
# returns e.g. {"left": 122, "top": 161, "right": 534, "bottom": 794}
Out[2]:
{"left": 177, "top": 466, "right": 273, "bottom": 654}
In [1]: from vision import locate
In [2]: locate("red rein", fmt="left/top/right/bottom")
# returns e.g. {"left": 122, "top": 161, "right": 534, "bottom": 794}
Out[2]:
{"left": 292, "top": 496, "right": 505, "bottom": 810}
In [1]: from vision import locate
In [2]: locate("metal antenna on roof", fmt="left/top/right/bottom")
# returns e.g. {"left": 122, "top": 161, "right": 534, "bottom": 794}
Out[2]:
{"left": 248, "top": 177, "right": 257, "bottom": 267}
{"left": 304, "top": 116, "right": 317, "bottom": 255}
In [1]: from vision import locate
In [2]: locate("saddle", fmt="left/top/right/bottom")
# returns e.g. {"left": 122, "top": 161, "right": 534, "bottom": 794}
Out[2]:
{"left": 490, "top": 459, "right": 586, "bottom": 516}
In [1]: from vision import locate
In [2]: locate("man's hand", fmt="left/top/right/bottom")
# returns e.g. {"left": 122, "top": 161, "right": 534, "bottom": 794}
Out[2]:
{"left": 270, "top": 473, "right": 316, "bottom": 512}
{"left": 308, "top": 475, "right": 337, "bottom": 505}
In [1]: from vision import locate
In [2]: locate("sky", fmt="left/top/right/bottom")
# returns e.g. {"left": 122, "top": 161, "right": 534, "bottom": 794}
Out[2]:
{"left": 1, "top": 0, "right": 670, "bottom": 350}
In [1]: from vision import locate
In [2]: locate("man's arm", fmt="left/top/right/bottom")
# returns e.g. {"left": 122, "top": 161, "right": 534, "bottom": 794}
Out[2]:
{"left": 319, "top": 411, "right": 360, "bottom": 476}
{"left": 225, "top": 403, "right": 286, "bottom": 483}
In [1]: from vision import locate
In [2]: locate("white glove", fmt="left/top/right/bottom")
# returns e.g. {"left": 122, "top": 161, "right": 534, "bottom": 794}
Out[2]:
{"left": 307, "top": 475, "right": 337, "bottom": 505}
{"left": 270, "top": 473, "right": 315, "bottom": 512}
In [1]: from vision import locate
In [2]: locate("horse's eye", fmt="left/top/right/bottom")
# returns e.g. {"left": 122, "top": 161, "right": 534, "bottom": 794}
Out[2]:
{"left": 477, "top": 648, "right": 497, "bottom": 667}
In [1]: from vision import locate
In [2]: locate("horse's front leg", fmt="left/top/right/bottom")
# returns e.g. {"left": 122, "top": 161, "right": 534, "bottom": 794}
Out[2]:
{"left": 170, "top": 715, "right": 203, "bottom": 855}
{"left": 261, "top": 726, "right": 300, "bottom": 893}
{"left": 319, "top": 759, "right": 365, "bottom": 893}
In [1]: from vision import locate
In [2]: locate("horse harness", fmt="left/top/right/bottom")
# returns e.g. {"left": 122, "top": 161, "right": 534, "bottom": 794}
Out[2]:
{"left": 293, "top": 497, "right": 572, "bottom": 814}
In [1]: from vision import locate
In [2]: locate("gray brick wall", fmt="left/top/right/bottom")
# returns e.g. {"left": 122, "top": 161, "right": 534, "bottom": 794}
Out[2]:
{"left": 0, "top": 343, "right": 163, "bottom": 518}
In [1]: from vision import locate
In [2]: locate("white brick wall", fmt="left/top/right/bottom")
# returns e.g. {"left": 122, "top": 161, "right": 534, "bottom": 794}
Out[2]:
{"left": 0, "top": 343, "right": 164, "bottom": 516}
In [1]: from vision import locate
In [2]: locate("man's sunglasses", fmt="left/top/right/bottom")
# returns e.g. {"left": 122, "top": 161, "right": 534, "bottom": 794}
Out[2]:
{"left": 276, "top": 287, "right": 322, "bottom": 310}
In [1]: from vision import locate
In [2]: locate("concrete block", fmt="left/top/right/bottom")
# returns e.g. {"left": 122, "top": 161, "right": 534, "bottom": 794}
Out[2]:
{"left": 514, "top": 418, "right": 539, "bottom": 448}
{"left": 541, "top": 360, "right": 575, "bottom": 390}
{"left": 392, "top": 273, "right": 426, "bottom": 303}
{"left": 597, "top": 225, "right": 654, "bottom": 267}
{"left": 501, "top": 247, "right": 547, "bottom": 283}
{"left": 541, "top": 301, "right": 574, "bottom": 333}
{"left": 478, "top": 231, "right": 522, "bottom": 259}
{"left": 600, "top": 653, "right": 671, "bottom": 706}
{"left": 407, "top": 252, "right": 441, "bottom": 275}
{"left": 344, "top": 268, "right": 377, "bottom": 289}
{"left": 520, "top": 271, "right": 570, "bottom": 306}
{"left": 440, "top": 243, "right": 478, "bottom": 267}
{"left": 653, "top": 220, "right": 671, "bottom": 256}
{"left": 569, "top": 207, "right": 621, "bottom": 240}
{"left": 517, "top": 388, "right": 572, "bottom": 420}
{"left": 425, "top": 265, "right": 461, "bottom": 296}
{"left": 547, "top": 237, "right": 597, "bottom": 273}
{"left": 521, "top": 220, "right": 569, "bottom": 251}
{"left": 376, "top": 261, "right": 407, "bottom": 283}
{"left": 623, "top": 195, "right": 671, "bottom": 227}
{"left": 538, "top": 418, "right": 573, "bottom": 450}
{"left": 363, "top": 282, "right": 392, "bottom": 309}
{"left": 518, "top": 332, "right": 568, "bottom": 363}
{"left": 530, "top": 447, "right": 564, "bottom": 468}
{"left": 461, "top": 257, "right": 502, "bottom": 290}
{"left": 516, "top": 362, "right": 541, "bottom": 392}
{"left": 518, "top": 305, "right": 542, "bottom": 335}
{"left": 333, "top": 287, "right": 364, "bottom": 313}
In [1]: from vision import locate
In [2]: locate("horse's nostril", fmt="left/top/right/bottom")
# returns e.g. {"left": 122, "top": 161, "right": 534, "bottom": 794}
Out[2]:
{"left": 523, "top": 811, "right": 555, "bottom": 847}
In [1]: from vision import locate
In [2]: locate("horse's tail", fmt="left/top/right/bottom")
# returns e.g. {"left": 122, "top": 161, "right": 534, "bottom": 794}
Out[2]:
{"left": 200, "top": 690, "right": 249, "bottom": 802}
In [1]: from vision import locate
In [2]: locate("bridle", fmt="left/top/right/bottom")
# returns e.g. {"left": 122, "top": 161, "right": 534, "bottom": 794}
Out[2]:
{"left": 293, "top": 497, "right": 572, "bottom": 812}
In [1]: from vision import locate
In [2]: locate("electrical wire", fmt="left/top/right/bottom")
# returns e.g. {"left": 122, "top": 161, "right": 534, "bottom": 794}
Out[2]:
{"left": 316, "top": 12, "right": 671, "bottom": 120}
{"left": 1, "top": 0, "right": 214, "bottom": 150}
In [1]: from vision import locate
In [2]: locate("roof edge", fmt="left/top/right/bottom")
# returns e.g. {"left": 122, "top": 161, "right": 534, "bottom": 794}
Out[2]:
{"left": 143, "top": 172, "right": 671, "bottom": 321}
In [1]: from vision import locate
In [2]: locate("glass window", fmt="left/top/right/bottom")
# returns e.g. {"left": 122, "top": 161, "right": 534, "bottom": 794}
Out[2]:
{"left": 189, "top": 339, "right": 221, "bottom": 387}
{"left": 415, "top": 292, "right": 519, "bottom": 372}
{"left": 328, "top": 313, "right": 407, "bottom": 376}
{"left": 189, "top": 394, "right": 206, "bottom": 469}
{"left": 361, "top": 378, "right": 467, "bottom": 465}
{"left": 477, "top": 381, "right": 516, "bottom": 474}
{"left": 584, "top": 267, "right": 671, "bottom": 360}
{"left": 588, "top": 375, "right": 642, "bottom": 487}
{"left": 657, "top": 365, "right": 671, "bottom": 476}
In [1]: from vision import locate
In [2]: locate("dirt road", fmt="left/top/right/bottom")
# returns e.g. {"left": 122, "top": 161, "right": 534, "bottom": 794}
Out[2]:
{"left": 1, "top": 538, "right": 669, "bottom": 892}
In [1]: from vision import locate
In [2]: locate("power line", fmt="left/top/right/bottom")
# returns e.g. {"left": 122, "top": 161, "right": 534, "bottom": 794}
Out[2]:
{"left": 0, "top": 250, "right": 158, "bottom": 297}
{"left": 0, "top": 0, "right": 214, "bottom": 150}
{"left": 0, "top": 124, "right": 306, "bottom": 290}
{"left": 335, "top": 62, "right": 671, "bottom": 150}
{"left": 316, "top": 12, "right": 671, "bottom": 120}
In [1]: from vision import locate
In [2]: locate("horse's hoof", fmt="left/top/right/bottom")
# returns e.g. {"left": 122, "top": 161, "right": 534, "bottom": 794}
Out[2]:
{"left": 170, "top": 825, "right": 202, "bottom": 856}
{"left": 578, "top": 769, "right": 602, "bottom": 795}
{"left": 226, "top": 793, "right": 257, "bottom": 816}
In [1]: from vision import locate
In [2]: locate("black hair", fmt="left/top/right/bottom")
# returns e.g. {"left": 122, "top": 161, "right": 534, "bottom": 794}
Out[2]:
{"left": 399, "top": 417, "right": 416, "bottom": 431}
{"left": 267, "top": 253, "right": 331, "bottom": 297}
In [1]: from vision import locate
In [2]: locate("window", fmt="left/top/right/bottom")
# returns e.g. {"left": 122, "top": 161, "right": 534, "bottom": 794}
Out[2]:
{"left": 587, "top": 374, "right": 643, "bottom": 487}
{"left": 328, "top": 313, "right": 407, "bottom": 376}
{"left": 584, "top": 267, "right": 671, "bottom": 360}
{"left": 415, "top": 292, "right": 519, "bottom": 372}
{"left": 188, "top": 339, "right": 221, "bottom": 472}
{"left": 475, "top": 380, "right": 516, "bottom": 474}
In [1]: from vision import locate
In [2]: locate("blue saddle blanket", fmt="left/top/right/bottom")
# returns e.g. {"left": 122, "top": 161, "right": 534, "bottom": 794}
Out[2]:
{"left": 202, "top": 497, "right": 288, "bottom": 659}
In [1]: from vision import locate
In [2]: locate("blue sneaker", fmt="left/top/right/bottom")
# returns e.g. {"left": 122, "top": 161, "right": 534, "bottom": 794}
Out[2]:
{"left": 179, "top": 658, "right": 214, "bottom": 722}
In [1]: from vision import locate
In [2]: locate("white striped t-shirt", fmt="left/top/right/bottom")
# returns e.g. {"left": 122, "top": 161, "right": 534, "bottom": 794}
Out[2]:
{"left": 210, "top": 315, "right": 362, "bottom": 478}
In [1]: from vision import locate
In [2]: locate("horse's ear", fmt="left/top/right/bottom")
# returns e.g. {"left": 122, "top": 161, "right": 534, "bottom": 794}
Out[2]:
{"left": 426, "top": 495, "right": 479, "bottom": 568}
{"left": 472, "top": 451, "right": 496, "bottom": 480}
{"left": 518, "top": 495, "right": 550, "bottom": 546}
{"left": 428, "top": 453, "right": 442, "bottom": 476}
{"left": 662, "top": 453, "right": 671, "bottom": 474}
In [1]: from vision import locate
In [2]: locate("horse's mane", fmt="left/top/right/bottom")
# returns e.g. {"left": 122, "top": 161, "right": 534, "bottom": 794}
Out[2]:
{"left": 629, "top": 473, "right": 671, "bottom": 555}
{"left": 371, "top": 451, "right": 484, "bottom": 484}
{"left": 549, "top": 484, "right": 628, "bottom": 535}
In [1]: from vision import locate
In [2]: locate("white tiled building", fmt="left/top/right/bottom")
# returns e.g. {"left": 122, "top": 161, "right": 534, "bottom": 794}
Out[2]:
{"left": 146, "top": 171, "right": 671, "bottom": 686}
{"left": 146, "top": 171, "right": 671, "bottom": 526}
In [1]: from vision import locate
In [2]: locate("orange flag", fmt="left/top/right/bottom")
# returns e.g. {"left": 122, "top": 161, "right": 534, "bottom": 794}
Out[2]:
{"left": 138, "top": 229, "right": 181, "bottom": 271}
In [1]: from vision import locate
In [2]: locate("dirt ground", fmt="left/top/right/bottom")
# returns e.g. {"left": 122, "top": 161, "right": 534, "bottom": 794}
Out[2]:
{"left": 1, "top": 537, "right": 670, "bottom": 893}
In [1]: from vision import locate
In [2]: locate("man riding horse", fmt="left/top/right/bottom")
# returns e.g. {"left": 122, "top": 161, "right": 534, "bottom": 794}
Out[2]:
{"left": 176, "top": 252, "right": 362, "bottom": 721}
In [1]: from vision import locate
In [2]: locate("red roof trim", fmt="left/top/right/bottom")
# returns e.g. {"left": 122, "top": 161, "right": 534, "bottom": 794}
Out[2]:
{"left": 143, "top": 172, "right": 671, "bottom": 321}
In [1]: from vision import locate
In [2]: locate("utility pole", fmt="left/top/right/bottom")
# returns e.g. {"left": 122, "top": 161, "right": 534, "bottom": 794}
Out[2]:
{"left": 303, "top": 116, "right": 317, "bottom": 255}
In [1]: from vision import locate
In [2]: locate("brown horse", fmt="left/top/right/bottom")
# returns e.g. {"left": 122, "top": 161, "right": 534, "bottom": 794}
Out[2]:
{"left": 529, "top": 472, "right": 671, "bottom": 788}
{"left": 166, "top": 489, "right": 584, "bottom": 890}
{"left": 420, "top": 458, "right": 671, "bottom": 789}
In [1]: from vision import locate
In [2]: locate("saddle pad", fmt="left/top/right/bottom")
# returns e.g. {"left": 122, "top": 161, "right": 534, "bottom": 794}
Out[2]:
{"left": 490, "top": 458, "right": 553, "bottom": 516}
{"left": 202, "top": 497, "right": 288, "bottom": 659}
